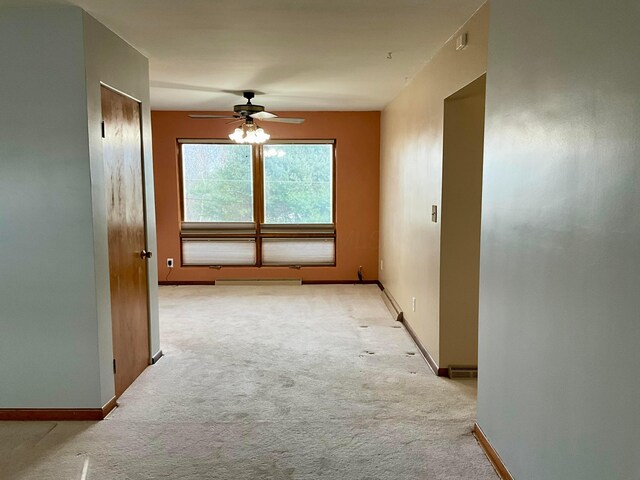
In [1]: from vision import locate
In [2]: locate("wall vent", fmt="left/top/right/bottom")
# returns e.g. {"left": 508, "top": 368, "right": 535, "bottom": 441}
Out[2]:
{"left": 448, "top": 366, "right": 478, "bottom": 378}
{"left": 215, "top": 278, "right": 302, "bottom": 286}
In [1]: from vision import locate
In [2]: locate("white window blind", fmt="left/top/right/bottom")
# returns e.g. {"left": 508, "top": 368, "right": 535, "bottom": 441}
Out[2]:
{"left": 261, "top": 238, "right": 335, "bottom": 266}
{"left": 182, "top": 240, "right": 256, "bottom": 266}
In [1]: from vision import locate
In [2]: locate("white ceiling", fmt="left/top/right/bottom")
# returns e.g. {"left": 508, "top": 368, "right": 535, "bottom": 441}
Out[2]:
{"left": 2, "top": 0, "right": 484, "bottom": 110}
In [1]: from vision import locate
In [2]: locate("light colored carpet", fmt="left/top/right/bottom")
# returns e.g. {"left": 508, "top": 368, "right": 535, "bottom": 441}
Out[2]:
{"left": 0, "top": 285, "right": 496, "bottom": 479}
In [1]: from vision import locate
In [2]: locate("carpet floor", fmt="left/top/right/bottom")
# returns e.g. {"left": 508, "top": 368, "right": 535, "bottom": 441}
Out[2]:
{"left": 0, "top": 284, "right": 496, "bottom": 479}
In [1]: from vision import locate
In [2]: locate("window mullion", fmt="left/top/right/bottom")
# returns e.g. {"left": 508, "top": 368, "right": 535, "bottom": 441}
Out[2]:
{"left": 254, "top": 144, "right": 264, "bottom": 266}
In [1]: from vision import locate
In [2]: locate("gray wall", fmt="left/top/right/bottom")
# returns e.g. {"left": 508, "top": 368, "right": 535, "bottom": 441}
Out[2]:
{"left": 0, "top": 7, "right": 101, "bottom": 408}
{"left": 0, "top": 6, "right": 158, "bottom": 409}
{"left": 477, "top": 1, "right": 640, "bottom": 478}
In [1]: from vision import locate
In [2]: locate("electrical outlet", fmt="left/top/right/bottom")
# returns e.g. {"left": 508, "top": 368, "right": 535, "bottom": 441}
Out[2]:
{"left": 412, "top": 297, "right": 416, "bottom": 312}
{"left": 380, "top": 259, "right": 384, "bottom": 271}
{"left": 167, "top": 258, "right": 174, "bottom": 268}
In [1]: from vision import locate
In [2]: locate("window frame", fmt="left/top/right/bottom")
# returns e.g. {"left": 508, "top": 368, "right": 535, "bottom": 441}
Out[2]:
{"left": 178, "top": 138, "right": 337, "bottom": 268}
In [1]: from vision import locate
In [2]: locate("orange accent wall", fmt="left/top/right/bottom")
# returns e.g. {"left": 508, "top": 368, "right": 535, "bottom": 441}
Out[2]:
{"left": 151, "top": 111, "right": 380, "bottom": 283}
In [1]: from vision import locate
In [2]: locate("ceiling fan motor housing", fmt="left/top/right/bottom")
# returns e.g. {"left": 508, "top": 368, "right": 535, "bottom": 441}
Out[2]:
{"left": 233, "top": 91, "right": 264, "bottom": 117}
{"left": 234, "top": 103, "right": 265, "bottom": 116}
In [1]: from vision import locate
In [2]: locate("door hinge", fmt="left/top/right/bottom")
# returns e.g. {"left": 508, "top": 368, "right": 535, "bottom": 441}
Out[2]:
{"left": 101, "top": 121, "right": 106, "bottom": 138}
{"left": 113, "top": 358, "right": 117, "bottom": 374}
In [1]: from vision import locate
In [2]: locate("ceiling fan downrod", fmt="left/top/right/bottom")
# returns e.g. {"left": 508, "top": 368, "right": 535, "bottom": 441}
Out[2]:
{"left": 243, "top": 91, "right": 255, "bottom": 103}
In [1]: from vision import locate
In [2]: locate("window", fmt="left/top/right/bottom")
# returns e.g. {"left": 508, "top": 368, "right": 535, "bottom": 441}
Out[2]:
{"left": 263, "top": 144, "right": 333, "bottom": 224}
{"left": 181, "top": 143, "right": 253, "bottom": 223}
{"left": 179, "top": 140, "right": 335, "bottom": 266}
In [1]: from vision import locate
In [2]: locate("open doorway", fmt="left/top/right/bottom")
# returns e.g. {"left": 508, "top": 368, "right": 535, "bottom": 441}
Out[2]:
{"left": 439, "top": 74, "right": 486, "bottom": 373}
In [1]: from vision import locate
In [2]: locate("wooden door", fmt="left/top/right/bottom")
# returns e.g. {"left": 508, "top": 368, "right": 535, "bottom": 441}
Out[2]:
{"left": 101, "top": 85, "right": 150, "bottom": 397}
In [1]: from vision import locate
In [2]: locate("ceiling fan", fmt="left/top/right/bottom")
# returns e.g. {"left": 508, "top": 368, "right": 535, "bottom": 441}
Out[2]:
{"left": 188, "top": 91, "right": 305, "bottom": 124}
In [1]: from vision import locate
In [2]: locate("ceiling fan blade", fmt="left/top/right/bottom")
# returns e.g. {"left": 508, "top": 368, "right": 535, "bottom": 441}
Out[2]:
{"left": 226, "top": 118, "right": 245, "bottom": 125}
{"left": 250, "top": 111, "right": 277, "bottom": 120}
{"left": 259, "top": 117, "right": 305, "bottom": 124}
{"left": 188, "top": 114, "right": 238, "bottom": 119}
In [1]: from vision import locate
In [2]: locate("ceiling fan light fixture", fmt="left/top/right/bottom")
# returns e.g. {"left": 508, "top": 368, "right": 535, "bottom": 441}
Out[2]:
{"left": 255, "top": 127, "right": 270, "bottom": 143}
{"left": 229, "top": 127, "right": 245, "bottom": 143}
{"left": 228, "top": 123, "right": 270, "bottom": 144}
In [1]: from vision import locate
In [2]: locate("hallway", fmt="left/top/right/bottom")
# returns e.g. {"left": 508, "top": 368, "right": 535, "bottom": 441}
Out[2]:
{"left": 0, "top": 285, "right": 495, "bottom": 479}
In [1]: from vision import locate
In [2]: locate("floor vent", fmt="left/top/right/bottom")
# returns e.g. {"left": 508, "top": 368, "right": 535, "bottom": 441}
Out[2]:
{"left": 448, "top": 366, "right": 478, "bottom": 379}
{"left": 214, "top": 278, "right": 302, "bottom": 286}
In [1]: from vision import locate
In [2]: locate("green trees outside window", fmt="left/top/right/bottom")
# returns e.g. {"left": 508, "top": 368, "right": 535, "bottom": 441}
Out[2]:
{"left": 263, "top": 144, "right": 333, "bottom": 224}
{"left": 182, "top": 143, "right": 253, "bottom": 222}
{"left": 181, "top": 142, "right": 333, "bottom": 224}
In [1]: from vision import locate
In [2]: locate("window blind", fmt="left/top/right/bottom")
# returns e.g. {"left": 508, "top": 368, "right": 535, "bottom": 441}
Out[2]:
{"left": 261, "top": 238, "right": 335, "bottom": 266}
{"left": 182, "top": 239, "right": 256, "bottom": 266}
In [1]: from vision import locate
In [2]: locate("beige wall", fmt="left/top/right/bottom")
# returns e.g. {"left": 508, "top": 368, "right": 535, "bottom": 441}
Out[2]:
{"left": 379, "top": 3, "right": 488, "bottom": 365}
{"left": 439, "top": 75, "right": 486, "bottom": 367}
{"left": 83, "top": 12, "right": 159, "bottom": 405}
